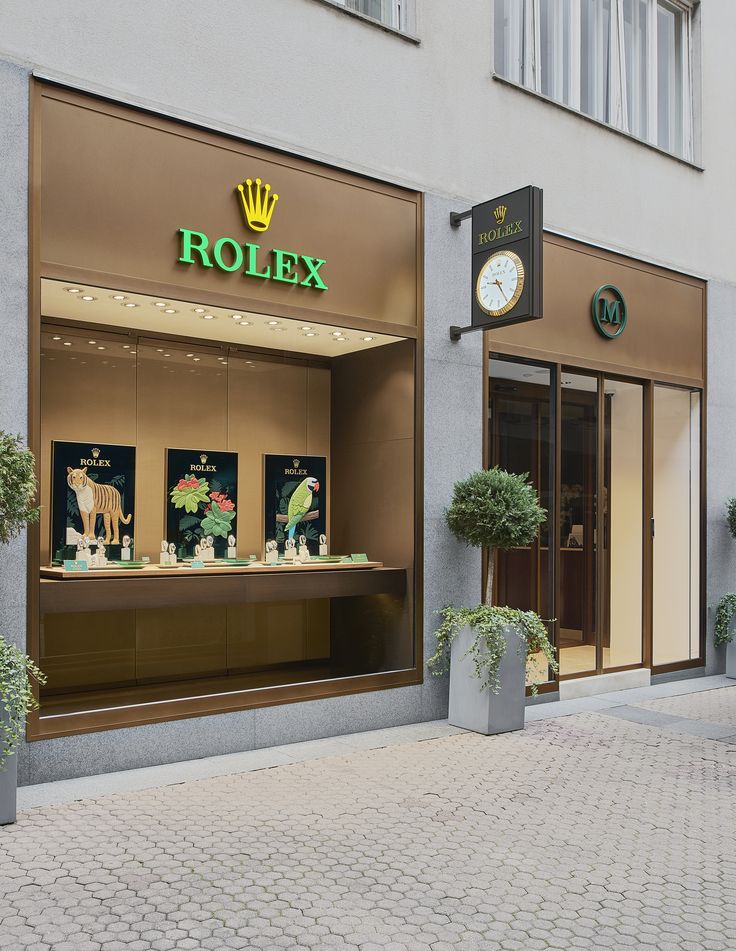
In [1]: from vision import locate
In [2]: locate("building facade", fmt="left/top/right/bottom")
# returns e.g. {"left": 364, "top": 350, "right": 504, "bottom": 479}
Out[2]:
{"left": 0, "top": 0, "right": 732, "bottom": 786}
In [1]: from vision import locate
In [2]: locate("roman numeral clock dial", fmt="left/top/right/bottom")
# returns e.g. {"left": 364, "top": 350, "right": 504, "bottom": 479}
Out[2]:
{"left": 476, "top": 250, "right": 525, "bottom": 318}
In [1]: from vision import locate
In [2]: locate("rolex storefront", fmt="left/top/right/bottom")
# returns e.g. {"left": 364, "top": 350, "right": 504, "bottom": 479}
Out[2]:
{"left": 485, "top": 233, "right": 706, "bottom": 689}
{"left": 29, "top": 83, "right": 422, "bottom": 741}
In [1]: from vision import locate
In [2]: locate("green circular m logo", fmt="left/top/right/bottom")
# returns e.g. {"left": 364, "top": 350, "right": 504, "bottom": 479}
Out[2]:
{"left": 592, "top": 285, "right": 627, "bottom": 339}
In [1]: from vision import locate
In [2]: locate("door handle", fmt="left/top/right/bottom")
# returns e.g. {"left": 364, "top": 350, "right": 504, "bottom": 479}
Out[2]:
{"left": 651, "top": 517, "right": 655, "bottom": 539}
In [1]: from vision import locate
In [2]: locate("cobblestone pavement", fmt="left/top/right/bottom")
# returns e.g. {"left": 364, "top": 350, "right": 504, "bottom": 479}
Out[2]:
{"left": 2, "top": 688, "right": 736, "bottom": 951}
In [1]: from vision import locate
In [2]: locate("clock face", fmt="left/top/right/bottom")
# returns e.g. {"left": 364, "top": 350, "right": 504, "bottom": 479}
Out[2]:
{"left": 476, "top": 250, "right": 525, "bottom": 317}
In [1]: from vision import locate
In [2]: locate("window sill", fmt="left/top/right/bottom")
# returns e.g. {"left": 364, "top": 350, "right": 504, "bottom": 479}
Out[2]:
{"left": 492, "top": 74, "right": 703, "bottom": 172}
{"left": 309, "top": 0, "right": 420, "bottom": 44}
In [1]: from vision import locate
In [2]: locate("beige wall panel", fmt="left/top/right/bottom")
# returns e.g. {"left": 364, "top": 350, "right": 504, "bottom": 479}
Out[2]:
{"left": 227, "top": 359, "right": 329, "bottom": 558}
{"left": 136, "top": 605, "right": 227, "bottom": 681}
{"left": 491, "top": 236, "right": 705, "bottom": 385}
{"left": 39, "top": 329, "right": 137, "bottom": 563}
{"left": 136, "top": 344, "right": 228, "bottom": 558}
{"left": 39, "top": 89, "right": 419, "bottom": 329}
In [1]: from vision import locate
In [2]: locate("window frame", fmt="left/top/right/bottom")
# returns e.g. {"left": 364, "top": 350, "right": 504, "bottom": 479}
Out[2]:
{"left": 492, "top": 0, "right": 699, "bottom": 165}
{"left": 313, "top": 0, "right": 419, "bottom": 42}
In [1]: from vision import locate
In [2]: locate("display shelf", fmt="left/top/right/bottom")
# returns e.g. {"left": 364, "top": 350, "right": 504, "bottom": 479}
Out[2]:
{"left": 40, "top": 563, "right": 406, "bottom": 614}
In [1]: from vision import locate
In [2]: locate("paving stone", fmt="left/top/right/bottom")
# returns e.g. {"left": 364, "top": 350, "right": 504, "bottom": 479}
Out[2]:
{"left": 3, "top": 691, "right": 736, "bottom": 951}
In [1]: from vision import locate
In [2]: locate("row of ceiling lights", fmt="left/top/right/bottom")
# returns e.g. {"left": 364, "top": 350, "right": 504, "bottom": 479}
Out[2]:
{"left": 63, "top": 286, "right": 374, "bottom": 343}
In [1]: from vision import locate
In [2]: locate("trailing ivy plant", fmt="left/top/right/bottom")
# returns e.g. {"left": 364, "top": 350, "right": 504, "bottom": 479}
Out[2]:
{"left": 427, "top": 605, "right": 558, "bottom": 695}
{"left": 0, "top": 639, "right": 45, "bottom": 768}
{"left": 429, "top": 468, "right": 557, "bottom": 695}
{"left": 714, "top": 593, "right": 736, "bottom": 647}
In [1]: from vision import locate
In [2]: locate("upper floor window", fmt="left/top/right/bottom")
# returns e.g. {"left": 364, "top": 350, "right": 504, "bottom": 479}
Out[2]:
{"left": 494, "top": 0, "right": 695, "bottom": 161}
{"left": 331, "top": 0, "right": 414, "bottom": 34}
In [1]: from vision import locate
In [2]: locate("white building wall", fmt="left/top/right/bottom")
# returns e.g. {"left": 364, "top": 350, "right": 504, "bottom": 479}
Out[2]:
{"left": 0, "top": 0, "right": 733, "bottom": 282}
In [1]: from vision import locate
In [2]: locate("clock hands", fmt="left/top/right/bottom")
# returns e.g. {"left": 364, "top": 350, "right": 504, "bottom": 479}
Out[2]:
{"left": 493, "top": 278, "right": 508, "bottom": 302}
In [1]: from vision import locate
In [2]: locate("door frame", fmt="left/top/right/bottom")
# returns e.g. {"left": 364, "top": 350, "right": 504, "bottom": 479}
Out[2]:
{"left": 486, "top": 352, "right": 705, "bottom": 691}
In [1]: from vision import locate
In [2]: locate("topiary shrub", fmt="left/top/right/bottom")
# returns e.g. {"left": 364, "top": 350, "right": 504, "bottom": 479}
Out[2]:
{"left": 445, "top": 467, "right": 546, "bottom": 605}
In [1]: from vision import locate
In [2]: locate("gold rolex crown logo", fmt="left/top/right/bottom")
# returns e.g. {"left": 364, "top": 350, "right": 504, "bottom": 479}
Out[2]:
{"left": 91, "top": 448, "right": 100, "bottom": 459}
{"left": 200, "top": 453, "right": 208, "bottom": 464}
{"left": 237, "top": 177, "right": 279, "bottom": 232}
{"left": 293, "top": 458, "right": 300, "bottom": 468}
{"left": 494, "top": 204, "right": 507, "bottom": 225}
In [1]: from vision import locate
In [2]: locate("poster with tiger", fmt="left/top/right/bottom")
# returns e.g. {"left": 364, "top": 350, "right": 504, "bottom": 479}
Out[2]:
{"left": 51, "top": 441, "right": 136, "bottom": 562}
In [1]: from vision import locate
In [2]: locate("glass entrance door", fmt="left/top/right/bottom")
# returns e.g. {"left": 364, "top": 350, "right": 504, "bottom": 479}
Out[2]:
{"left": 489, "top": 357, "right": 649, "bottom": 683}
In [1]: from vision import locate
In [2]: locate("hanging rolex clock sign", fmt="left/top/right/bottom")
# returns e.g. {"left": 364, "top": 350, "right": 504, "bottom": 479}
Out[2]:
{"left": 450, "top": 185, "right": 543, "bottom": 339}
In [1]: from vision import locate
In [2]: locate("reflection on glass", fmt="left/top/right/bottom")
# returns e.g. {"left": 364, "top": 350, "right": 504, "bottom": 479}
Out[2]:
{"left": 653, "top": 386, "right": 700, "bottom": 665}
{"left": 488, "top": 358, "right": 553, "bottom": 685}
{"left": 558, "top": 373, "right": 598, "bottom": 677}
{"left": 602, "top": 378, "right": 643, "bottom": 669}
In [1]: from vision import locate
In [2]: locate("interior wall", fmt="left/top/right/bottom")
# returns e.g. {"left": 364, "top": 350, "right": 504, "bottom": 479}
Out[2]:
{"left": 607, "top": 380, "right": 644, "bottom": 668}
{"left": 653, "top": 386, "right": 700, "bottom": 665}
{"left": 330, "top": 338, "right": 416, "bottom": 672}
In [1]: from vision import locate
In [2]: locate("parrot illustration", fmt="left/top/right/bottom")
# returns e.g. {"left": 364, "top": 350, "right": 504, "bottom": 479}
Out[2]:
{"left": 285, "top": 477, "right": 320, "bottom": 540}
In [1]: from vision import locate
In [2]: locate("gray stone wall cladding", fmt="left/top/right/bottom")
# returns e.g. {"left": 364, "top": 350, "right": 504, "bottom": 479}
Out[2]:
{"left": 705, "top": 282, "right": 736, "bottom": 676}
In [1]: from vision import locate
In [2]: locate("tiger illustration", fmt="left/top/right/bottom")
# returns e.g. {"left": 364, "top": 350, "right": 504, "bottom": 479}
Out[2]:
{"left": 66, "top": 466, "right": 132, "bottom": 544}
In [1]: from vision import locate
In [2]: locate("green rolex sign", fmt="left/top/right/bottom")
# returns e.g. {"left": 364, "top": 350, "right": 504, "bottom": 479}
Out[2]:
{"left": 592, "top": 284, "right": 627, "bottom": 339}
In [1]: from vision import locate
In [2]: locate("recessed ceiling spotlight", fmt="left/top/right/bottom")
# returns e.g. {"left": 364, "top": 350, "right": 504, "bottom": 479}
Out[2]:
{"left": 304, "top": 332, "right": 318, "bottom": 338}
{"left": 335, "top": 336, "right": 348, "bottom": 342}
{"left": 301, "top": 326, "right": 312, "bottom": 331}
{"left": 200, "top": 314, "right": 216, "bottom": 320}
{"left": 193, "top": 357, "right": 201, "bottom": 362}
{"left": 222, "top": 361, "right": 228, "bottom": 366}
{"left": 65, "top": 287, "right": 81, "bottom": 294}
{"left": 52, "top": 335, "right": 61, "bottom": 341}
{"left": 130, "top": 350, "right": 137, "bottom": 355}
{"left": 267, "top": 320, "right": 280, "bottom": 326}
{"left": 163, "top": 353, "right": 171, "bottom": 358}
{"left": 186, "top": 352, "right": 194, "bottom": 358}
{"left": 124, "top": 302, "right": 139, "bottom": 308}
{"left": 193, "top": 307, "right": 206, "bottom": 314}
{"left": 111, "top": 294, "right": 127, "bottom": 301}
{"left": 240, "top": 320, "right": 252, "bottom": 327}
{"left": 231, "top": 314, "right": 243, "bottom": 321}
{"left": 270, "top": 326, "right": 287, "bottom": 332}
{"left": 153, "top": 302, "right": 168, "bottom": 308}
{"left": 97, "top": 346, "right": 106, "bottom": 351}
{"left": 156, "top": 348, "right": 164, "bottom": 353}
{"left": 331, "top": 331, "right": 343, "bottom": 337}
{"left": 362, "top": 336, "right": 374, "bottom": 342}
{"left": 63, "top": 341, "right": 72, "bottom": 346}
{"left": 81, "top": 295, "right": 96, "bottom": 302}
{"left": 164, "top": 308, "right": 177, "bottom": 314}
{"left": 88, "top": 340, "right": 97, "bottom": 345}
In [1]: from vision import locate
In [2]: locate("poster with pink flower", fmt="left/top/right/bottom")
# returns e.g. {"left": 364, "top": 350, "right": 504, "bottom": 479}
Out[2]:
{"left": 165, "top": 448, "right": 238, "bottom": 558}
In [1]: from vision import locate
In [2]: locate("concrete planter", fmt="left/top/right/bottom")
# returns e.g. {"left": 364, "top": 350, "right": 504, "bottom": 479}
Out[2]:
{"left": 448, "top": 623, "right": 526, "bottom": 735}
{"left": 0, "top": 712, "right": 17, "bottom": 824}
{"left": 726, "top": 638, "right": 736, "bottom": 680}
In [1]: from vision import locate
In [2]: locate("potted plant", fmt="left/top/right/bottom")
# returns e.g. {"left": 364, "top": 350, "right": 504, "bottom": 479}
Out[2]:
{"left": 428, "top": 467, "right": 557, "bottom": 735}
{"left": 0, "top": 432, "right": 45, "bottom": 825}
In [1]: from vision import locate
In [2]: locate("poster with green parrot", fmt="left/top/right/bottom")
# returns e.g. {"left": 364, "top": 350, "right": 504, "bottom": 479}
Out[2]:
{"left": 264, "top": 454, "right": 327, "bottom": 556}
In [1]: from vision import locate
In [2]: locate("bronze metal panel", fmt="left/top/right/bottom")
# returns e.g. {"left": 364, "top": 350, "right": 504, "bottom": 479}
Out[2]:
{"left": 39, "top": 567, "right": 407, "bottom": 614}
{"left": 491, "top": 234, "right": 705, "bottom": 386}
{"left": 38, "top": 86, "right": 419, "bottom": 329}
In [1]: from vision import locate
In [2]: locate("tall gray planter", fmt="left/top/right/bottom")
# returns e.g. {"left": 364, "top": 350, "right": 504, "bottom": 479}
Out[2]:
{"left": 727, "top": 639, "right": 736, "bottom": 680}
{"left": 448, "top": 623, "right": 526, "bottom": 735}
{"left": 0, "top": 752, "right": 17, "bottom": 826}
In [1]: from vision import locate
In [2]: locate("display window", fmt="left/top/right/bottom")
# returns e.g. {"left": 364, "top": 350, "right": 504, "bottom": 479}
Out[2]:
{"left": 30, "top": 84, "right": 422, "bottom": 736}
